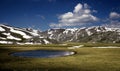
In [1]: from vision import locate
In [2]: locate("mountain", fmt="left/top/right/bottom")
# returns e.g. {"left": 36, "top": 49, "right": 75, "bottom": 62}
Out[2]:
{"left": 0, "top": 24, "right": 52, "bottom": 44}
{"left": 43, "top": 26, "right": 120, "bottom": 43}
{"left": 72, "top": 26, "right": 120, "bottom": 43}
{"left": 0, "top": 24, "right": 120, "bottom": 44}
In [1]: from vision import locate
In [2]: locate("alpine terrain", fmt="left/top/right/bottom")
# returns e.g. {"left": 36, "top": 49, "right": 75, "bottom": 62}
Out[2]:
{"left": 0, "top": 24, "right": 120, "bottom": 44}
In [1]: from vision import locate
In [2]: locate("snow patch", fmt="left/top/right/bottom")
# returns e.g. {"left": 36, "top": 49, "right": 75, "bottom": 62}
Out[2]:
{"left": 79, "top": 27, "right": 86, "bottom": 30}
{"left": 39, "top": 36, "right": 44, "bottom": 38}
{"left": 0, "top": 37, "right": 6, "bottom": 40}
{"left": 24, "top": 42, "right": 33, "bottom": 44}
{"left": 43, "top": 39, "right": 50, "bottom": 44}
{"left": 63, "top": 28, "right": 78, "bottom": 34}
{"left": 27, "top": 29, "right": 39, "bottom": 36}
{"left": 48, "top": 30, "right": 53, "bottom": 34}
{"left": 7, "top": 35, "right": 21, "bottom": 41}
{"left": 95, "top": 27, "right": 101, "bottom": 32}
{"left": 93, "top": 46, "right": 120, "bottom": 48}
{"left": 68, "top": 45, "right": 84, "bottom": 49}
{"left": 2, "top": 33, "right": 21, "bottom": 41}
{"left": 86, "top": 29, "right": 92, "bottom": 36}
{"left": 49, "top": 34, "right": 53, "bottom": 39}
{"left": 0, "top": 41, "right": 12, "bottom": 44}
{"left": 10, "top": 28, "right": 31, "bottom": 39}
{"left": 0, "top": 26, "right": 5, "bottom": 31}
{"left": 105, "top": 27, "right": 118, "bottom": 32}
{"left": 2, "top": 33, "right": 10, "bottom": 36}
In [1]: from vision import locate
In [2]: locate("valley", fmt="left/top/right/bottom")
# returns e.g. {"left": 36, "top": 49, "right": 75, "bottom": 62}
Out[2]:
{"left": 0, "top": 43, "right": 120, "bottom": 71}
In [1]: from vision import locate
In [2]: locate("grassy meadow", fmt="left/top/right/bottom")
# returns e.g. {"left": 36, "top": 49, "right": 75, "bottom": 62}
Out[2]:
{"left": 0, "top": 43, "right": 120, "bottom": 71}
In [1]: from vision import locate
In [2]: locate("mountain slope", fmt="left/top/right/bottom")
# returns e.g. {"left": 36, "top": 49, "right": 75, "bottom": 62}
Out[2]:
{"left": 0, "top": 24, "right": 120, "bottom": 44}
{"left": 43, "top": 26, "right": 120, "bottom": 43}
{"left": 0, "top": 24, "right": 51, "bottom": 44}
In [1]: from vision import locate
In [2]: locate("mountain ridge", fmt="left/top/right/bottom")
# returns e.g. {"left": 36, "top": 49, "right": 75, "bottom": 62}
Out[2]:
{"left": 0, "top": 24, "right": 120, "bottom": 44}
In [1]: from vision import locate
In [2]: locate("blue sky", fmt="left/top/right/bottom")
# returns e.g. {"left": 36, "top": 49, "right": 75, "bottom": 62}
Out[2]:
{"left": 0, "top": 0, "right": 120, "bottom": 30}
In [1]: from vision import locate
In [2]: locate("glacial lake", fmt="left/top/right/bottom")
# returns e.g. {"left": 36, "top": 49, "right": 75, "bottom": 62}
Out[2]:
{"left": 10, "top": 50, "right": 75, "bottom": 58}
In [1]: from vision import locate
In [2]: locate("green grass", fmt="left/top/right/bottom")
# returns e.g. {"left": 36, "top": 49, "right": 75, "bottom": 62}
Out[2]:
{"left": 0, "top": 43, "right": 120, "bottom": 71}
{"left": 0, "top": 44, "right": 72, "bottom": 48}
{"left": 65, "top": 42, "right": 120, "bottom": 47}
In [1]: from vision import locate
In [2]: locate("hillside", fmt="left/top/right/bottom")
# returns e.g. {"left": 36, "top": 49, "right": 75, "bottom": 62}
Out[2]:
{"left": 0, "top": 24, "right": 52, "bottom": 44}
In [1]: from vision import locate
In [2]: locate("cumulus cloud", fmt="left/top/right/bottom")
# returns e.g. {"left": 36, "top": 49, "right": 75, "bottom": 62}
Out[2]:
{"left": 74, "top": 3, "right": 83, "bottom": 13}
{"left": 110, "top": 12, "right": 120, "bottom": 19}
{"left": 50, "top": 3, "right": 98, "bottom": 28}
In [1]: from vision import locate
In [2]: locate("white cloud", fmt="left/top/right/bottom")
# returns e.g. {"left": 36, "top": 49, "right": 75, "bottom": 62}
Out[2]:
{"left": 110, "top": 12, "right": 120, "bottom": 19}
{"left": 103, "top": 12, "right": 120, "bottom": 28}
{"left": 59, "top": 12, "right": 73, "bottom": 19}
{"left": 84, "top": 3, "right": 90, "bottom": 9}
{"left": 50, "top": 3, "right": 98, "bottom": 28}
{"left": 74, "top": 3, "right": 83, "bottom": 13}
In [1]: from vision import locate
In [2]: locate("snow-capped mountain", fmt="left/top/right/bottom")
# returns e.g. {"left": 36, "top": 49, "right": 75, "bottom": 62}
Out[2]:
{"left": 43, "top": 26, "right": 120, "bottom": 43}
{"left": 42, "top": 28, "right": 78, "bottom": 42}
{"left": 0, "top": 24, "right": 51, "bottom": 44}
{"left": 0, "top": 24, "right": 120, "bottom": 44}
{"left": 72, "top": 26, "right": 120, "bottom": 43}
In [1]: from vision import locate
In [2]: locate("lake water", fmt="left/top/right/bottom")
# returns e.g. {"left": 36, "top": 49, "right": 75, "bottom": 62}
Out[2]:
{"left": 10, "top": 50, "right": 75, "bottom": 58}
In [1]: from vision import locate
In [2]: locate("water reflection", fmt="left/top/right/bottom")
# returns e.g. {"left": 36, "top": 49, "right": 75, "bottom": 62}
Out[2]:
{"left": 11, "top": 50, "right": 75, "bottom": 58}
